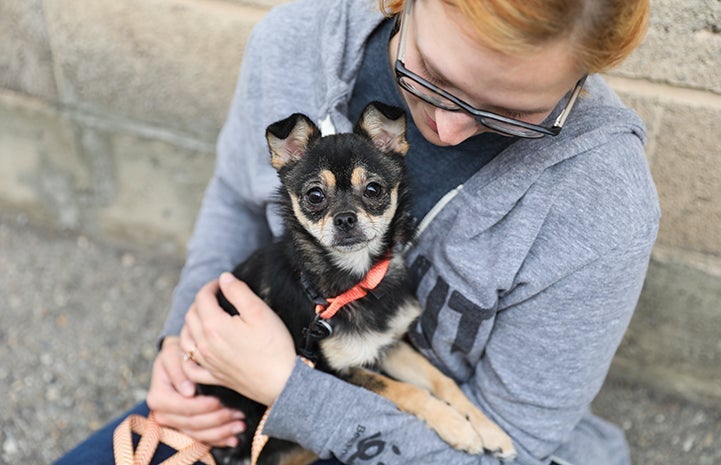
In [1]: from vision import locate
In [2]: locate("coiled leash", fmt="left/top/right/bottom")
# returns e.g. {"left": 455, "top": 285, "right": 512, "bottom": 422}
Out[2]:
{"left": 252, "top": 254, "right": 392, "bottom": 464}
{"left": 113, "top": 411, "right": 216, "bottom": 465}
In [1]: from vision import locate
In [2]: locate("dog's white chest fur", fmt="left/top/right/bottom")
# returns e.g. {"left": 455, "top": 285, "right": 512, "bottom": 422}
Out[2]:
{"left": 319, "top": 297, "right": 422, "bottom": 372}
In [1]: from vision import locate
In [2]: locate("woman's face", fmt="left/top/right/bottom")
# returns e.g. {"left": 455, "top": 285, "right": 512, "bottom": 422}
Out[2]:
{"left": 389, "top": 0, "right": 584, "bottom": 146}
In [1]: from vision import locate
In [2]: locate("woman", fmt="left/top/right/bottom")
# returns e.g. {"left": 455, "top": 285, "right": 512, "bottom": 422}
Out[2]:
{"left": 56, "top": 0, "right": 658, "bottom": 464}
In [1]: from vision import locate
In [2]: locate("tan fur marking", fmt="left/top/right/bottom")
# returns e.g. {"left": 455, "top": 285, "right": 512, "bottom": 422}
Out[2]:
{"left": 290, "top": 193, "right": 330, "bottom": 248}
{"left": 369, "top": 187, "right": 398, "bottom": 229}
{"left": 350, "top": 166, "right": 367, "bottom": 189}
{"left": 320, "top": 169, "right": 336, "bottom": 189}
{"left": 290, "top": 194, "right": 311, "bottom": 230}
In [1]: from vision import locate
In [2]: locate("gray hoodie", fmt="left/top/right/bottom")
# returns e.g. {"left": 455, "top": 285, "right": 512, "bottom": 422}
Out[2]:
{"left": 161, "top": 0, "right": 660, "bottom": 463}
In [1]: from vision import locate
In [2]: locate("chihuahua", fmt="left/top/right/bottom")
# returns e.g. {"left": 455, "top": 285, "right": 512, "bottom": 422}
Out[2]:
{"left": 198, "top": 102, "right": 515, "bottom": 465}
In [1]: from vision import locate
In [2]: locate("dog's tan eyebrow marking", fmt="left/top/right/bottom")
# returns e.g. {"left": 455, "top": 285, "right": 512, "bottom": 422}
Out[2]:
{"left": 351, "top": 166, "right": 367, "bottom": 189}
{"left": 320, "top": 169, "right": 336, "bottom": 188}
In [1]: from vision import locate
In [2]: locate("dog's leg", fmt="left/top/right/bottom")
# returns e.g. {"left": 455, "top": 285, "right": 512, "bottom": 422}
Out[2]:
{"left": 379, "top": 341, "right": 516, "bottom": 460}
{"left": 275, "top": 447, "right": 317, "bottom": 465}
{"left": 345, "top": 366, "right": 488, "bottom": 455}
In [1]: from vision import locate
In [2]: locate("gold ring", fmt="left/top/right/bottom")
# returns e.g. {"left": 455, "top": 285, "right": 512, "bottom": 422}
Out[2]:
{"left": 183, "top": 348, "right": 196, "bottom": 362}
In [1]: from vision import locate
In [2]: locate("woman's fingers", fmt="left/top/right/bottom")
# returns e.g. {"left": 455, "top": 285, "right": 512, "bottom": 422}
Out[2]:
{"left": 158, "top": 404, "right": 246, "bottom": 447}
{"left": 182, "top": 353, "right": 221, "bottom": 385}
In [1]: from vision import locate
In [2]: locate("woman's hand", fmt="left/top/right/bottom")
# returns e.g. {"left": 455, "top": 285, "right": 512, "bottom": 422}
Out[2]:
{"left": 145, "top": 335, "right": 246, "bottom": 447}
{"left": 180, "top": 273, "right": 296, "bottom": 406}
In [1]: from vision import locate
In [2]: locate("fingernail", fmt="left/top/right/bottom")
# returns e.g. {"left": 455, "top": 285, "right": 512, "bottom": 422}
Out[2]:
{"left": 219, "top": 272, "right": 234, "bottom": 285}
{"left": 179, "top": 381, "right": 195, "bottom": 397}
{"left": 226, "top": 436, "right": 239, "bottom": 447}
{"left": 232, "top": 411, "right": 245, "bottom": 420}
{"left": 232, "top": 422, "right": 245, "bottom": 434}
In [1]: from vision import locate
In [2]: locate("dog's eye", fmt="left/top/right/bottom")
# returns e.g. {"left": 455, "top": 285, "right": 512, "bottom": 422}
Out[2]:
{"left": 306, "top": 187, "right": 326, "bottom": 205}
{"left": 364, "top": 182, "right": 383, "bottom": 199}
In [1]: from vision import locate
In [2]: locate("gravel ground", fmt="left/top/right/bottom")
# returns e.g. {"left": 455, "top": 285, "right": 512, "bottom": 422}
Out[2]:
{"left": 1, "top": 212, "right": 719, "bottom": 464}
{"left": 0, "top": 213, "right": 180, "bottom": 464}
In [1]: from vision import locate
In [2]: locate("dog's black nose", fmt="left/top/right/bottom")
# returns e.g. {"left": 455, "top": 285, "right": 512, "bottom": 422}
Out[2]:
{"left": 334, "top": 212, "right": 357, "bottom": 232}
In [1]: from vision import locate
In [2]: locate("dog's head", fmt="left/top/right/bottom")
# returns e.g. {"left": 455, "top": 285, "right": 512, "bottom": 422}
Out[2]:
{"left": 266, "top": 102, "right": 410, "bottom": 271}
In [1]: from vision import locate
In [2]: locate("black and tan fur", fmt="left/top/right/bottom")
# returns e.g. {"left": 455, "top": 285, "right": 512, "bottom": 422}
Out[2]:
{"left": 198, "top": 102, "right": 516, "bottom": 465}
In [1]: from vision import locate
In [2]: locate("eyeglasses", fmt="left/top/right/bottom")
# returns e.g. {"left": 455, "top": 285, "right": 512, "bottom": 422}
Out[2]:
{"left": 393, "top": 0, "right": 587, "bottom": 139}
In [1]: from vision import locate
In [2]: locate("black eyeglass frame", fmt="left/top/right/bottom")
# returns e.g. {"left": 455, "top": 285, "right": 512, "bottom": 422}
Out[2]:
{"left": 393, "top": 0, "right": 587, "bottom": 139}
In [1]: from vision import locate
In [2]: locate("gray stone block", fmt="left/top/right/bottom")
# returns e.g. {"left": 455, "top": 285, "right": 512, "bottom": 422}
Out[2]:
{"left": 651, "top": 102, "right": 721, "bottom": 255}
{"left": 0, "top": 92, "right": 81, "bottom": 221}
{"left": 0, "top": 90, "right": 213, "bottom": 253}
{"left": 96, "top": 131, "right": 214, "bottom": 254}
{"left": 43, "top": 0, "right": 266, "bottom": 142}
{"left": 613, "top": 0, "right": 721, "bottom": 93}
{"left": 613, "top": 254, "right": 721, "bottom": 406}
{"left": 0, "top": 0, "right": 58, "bottom": 100}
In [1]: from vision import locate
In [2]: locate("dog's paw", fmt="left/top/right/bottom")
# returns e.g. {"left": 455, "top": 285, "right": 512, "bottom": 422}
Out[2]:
{"left": 426, "top": 405, "right": 485, "bottom": 455}
{"left": 465, "top": 410, "right": 516, "bottom": 461}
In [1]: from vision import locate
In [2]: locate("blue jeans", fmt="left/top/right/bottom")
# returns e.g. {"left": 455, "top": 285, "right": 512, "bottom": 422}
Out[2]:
{"left": 53, "top": 401, "right": 341, "bottom": 465}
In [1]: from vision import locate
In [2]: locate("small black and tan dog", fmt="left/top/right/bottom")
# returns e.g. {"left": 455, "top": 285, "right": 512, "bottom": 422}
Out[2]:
{"left": 198, "top": 102, "right": 515, "bottom": 465}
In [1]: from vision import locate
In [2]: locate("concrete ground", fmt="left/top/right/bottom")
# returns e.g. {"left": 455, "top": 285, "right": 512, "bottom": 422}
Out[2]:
{"left": 1, "top": 211, "right": 719, "bottom": 465}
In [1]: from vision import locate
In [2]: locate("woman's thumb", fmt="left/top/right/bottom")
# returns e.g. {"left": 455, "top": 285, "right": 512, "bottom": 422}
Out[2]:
{"left": 218, "top": 272, "right": 264, "bottom": 321}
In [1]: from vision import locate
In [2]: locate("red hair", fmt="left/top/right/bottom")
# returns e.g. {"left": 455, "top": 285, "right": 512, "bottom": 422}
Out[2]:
{"left": 379, "top": 0, "right": 649, "bottom": 74}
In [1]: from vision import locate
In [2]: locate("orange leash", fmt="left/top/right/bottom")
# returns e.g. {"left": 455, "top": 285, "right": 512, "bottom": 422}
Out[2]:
{"left": 113, "top": 412, "right": 216, "bottom": 465}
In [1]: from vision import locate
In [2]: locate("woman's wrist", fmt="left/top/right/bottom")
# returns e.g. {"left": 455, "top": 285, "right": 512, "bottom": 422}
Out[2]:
{"left": 252, "top": 352, "right": 297, "bottom": 406}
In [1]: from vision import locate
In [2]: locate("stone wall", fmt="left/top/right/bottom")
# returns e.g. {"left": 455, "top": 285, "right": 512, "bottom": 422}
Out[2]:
{"left": 1, "top": 0, "right": 720, "bottom": 402}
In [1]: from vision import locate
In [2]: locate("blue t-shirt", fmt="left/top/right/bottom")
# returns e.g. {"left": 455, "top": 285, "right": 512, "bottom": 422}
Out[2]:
{"left": 348, "top": 19, "right": 517, "bottom": 222}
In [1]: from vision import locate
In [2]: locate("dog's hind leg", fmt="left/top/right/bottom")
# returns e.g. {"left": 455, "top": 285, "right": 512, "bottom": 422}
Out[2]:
{"left": 377, "top": 341, "right": 516, "bottom": 460}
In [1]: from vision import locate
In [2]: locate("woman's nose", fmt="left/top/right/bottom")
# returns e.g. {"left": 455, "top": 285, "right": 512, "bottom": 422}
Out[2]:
{"left": 433, "top": 108, "right": 482, "bottom": 145}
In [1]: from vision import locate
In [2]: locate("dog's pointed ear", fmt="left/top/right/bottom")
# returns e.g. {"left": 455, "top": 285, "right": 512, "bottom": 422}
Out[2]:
{"left": 266, "top": 113, "right": 321, "bottom": 170}
{"left": 355, "top": 102, "right": 409, "bottom": 156}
